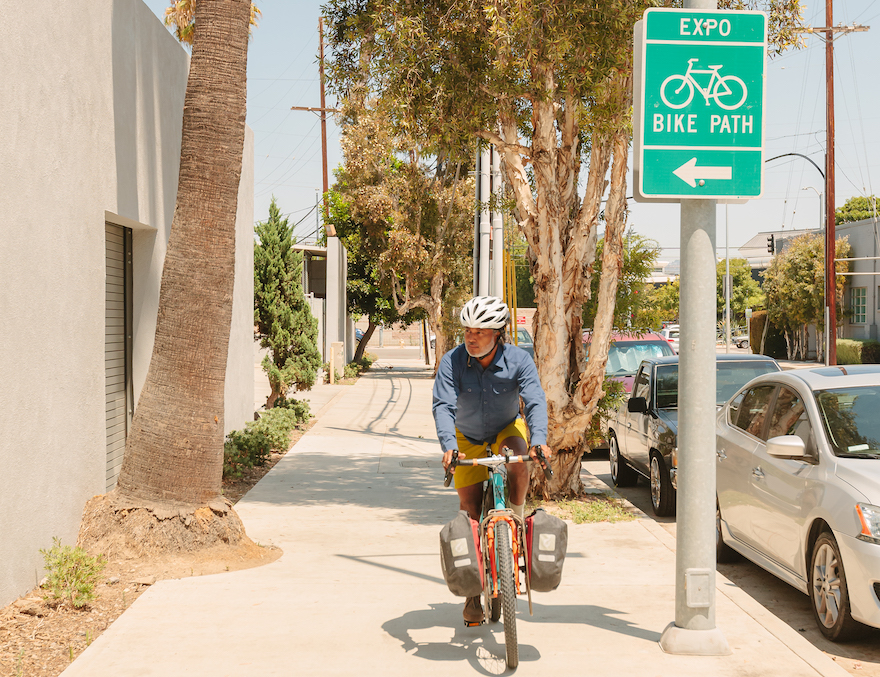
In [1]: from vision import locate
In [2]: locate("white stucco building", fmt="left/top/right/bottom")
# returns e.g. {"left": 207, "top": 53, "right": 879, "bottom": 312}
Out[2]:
{"left": 0, "top": 0, "right": 255, "bottom": 606}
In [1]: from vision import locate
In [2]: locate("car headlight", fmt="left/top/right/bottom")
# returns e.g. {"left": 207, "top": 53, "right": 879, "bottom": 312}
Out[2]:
{"left": 856, "top": 503, "right": 880, "bottom": 544}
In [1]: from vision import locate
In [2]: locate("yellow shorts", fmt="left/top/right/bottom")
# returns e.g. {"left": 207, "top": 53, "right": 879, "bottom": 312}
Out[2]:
{"left": 453, "top": 418, "right": 529, "bottom": 489}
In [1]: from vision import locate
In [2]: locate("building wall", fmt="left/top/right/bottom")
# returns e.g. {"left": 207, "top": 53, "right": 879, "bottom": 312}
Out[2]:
{"left": 0, "top": 0, "right": 254, "bottom": 606}
{"left": 838, "top": 219, "right": 880, "bottom": 341}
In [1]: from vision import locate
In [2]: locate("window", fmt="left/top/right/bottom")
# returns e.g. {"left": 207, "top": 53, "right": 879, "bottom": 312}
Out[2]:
{"left": 768, "top": 386, "right": 815, "bottom": 457}
{"left": 632, "top": 367, "right": 651, "bottom": 403}
{"left": 851, "top": 287, "right": 866, "bottom": 324}
{"left": 732, "top": 385, "right": 775, "bottom": 440}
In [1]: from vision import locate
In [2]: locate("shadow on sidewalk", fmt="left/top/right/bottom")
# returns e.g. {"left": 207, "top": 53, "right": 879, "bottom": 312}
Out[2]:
{"left": 381, "top": 600, "right": 661, "bottom": 671}
{"left": 244, "top": 453, "right": 453, "bottom": 526}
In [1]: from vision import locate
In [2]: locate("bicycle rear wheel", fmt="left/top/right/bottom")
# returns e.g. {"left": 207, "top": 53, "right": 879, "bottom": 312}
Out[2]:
{"left": 496, "top": 521, "right": 518, "bottom": 668}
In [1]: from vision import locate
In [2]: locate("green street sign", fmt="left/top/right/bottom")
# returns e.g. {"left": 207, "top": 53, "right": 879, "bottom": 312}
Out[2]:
{"left": 633, "top": 9, "right": 767, "bottom": 201}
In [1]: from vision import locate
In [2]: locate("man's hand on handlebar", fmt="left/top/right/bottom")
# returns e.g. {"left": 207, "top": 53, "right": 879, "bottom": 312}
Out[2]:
{"left": 529, "top": 445, "right": 552, "bottom": 468}
{"left": 442, "top": 448, "right": 461, "bottom": 473}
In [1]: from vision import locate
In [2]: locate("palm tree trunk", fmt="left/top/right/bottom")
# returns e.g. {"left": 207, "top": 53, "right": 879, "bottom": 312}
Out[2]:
{"left": 115, "top": 0, "right": 251, "bottom": 507}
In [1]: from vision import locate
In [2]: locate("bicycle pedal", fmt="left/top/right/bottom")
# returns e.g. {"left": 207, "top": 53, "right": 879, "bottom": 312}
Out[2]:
{"left": 464, "top": 619, "right": 484, "bottom": 628}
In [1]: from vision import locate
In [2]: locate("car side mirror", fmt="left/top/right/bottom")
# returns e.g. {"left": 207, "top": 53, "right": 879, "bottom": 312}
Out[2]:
{"left": 627, "top": 396, "right": 648, "bottom": 414}
{"left": 766, "top": 435, "right": 806, "bottom": 459}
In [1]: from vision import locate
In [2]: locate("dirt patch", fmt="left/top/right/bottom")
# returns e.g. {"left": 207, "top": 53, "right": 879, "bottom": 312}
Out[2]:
{"left": 0, "top": 420, "right": 312, "bottom": 677}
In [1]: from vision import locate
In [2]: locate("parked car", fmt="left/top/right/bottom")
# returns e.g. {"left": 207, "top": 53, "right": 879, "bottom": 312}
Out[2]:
{"left": 584, "top": 331, "right": 676, "bottom": 393}
{"left": 659, "top": 325, "right": 680, "bottom": 353}
{"left": 355, "top": 327, "right": 365, "bottom": 342}
{"left": 716, "top": 364, "right": 880, "bottom": 640}
{"left": 733, "top": 334, "right": 749, "bottom": 349}
{"left": 514, "top": 327, "right": 534, "bottom": 358}
{"left": 608, "top": 354, "right": 781, "bottom": 516}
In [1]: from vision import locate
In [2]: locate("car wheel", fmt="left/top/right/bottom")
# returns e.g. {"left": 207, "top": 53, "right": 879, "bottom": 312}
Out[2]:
{"left": 809, "top": 532, "right": 867, "bottom": 641}
{"left": 609, "top": 433, "right": 637, "bottom": 487}
{"left": 650, "top": 453, "right": 675, "bottom": 517}
{"left": 716, "top": 502, "right": 739, "bottom": 563}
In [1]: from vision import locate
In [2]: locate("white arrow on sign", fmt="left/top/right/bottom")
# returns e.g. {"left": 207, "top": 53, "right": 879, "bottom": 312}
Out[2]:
{"left": 673, "top": 158, "right": 733, "bottom": 188}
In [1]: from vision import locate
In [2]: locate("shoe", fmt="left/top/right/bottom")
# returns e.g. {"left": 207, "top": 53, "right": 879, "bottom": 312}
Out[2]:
{"left": 463, "top": 595, "right": 484, "bottom": 625}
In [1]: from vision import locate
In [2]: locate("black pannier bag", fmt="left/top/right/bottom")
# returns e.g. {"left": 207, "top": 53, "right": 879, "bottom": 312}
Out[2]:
{"left": 439, "top": 510, "right": 484, "bottom": 597}
{"left": 525, "top": 508, "right": 568, "bottom": 592}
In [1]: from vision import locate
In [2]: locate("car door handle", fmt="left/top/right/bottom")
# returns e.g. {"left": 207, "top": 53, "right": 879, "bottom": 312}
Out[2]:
{"left": 752, "top": 467, "right": 765, "bottom": 479}
{"left": 716, "top": 449, "right": 727, "bottom": 461}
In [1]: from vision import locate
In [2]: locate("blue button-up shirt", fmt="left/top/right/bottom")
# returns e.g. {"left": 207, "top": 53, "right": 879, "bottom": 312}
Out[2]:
{"left": 432, "top": 342, "right": 548, "bottom": 452}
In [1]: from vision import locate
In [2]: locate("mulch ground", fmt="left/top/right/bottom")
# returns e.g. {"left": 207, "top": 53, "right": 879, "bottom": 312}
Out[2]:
{"left": 0, "top": 420, "right": 314, "bottom": 677}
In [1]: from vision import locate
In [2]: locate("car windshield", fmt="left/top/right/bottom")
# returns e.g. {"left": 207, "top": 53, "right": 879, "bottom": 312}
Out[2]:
{"left": 815, "top": 387, "right": 880, "bottom": 458}
{"left": 654, "top": 360, "right": 780, "bottom": 409}
{"left": 517, "top": 329, "right": 533, "bottom": 345}
{"left": 606, "top": 341, "right": 675, "bottom": 376}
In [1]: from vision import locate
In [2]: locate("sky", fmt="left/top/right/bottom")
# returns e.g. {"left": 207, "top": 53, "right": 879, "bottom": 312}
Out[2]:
{"left": 141, "top": 0, "right": 880, "bottom": 260}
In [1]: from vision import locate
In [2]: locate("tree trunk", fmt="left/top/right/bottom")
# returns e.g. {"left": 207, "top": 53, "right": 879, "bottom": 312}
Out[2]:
{"left": 115, "top": 0, "right": 251, "bottom": 508}
{"left": 353, "top": 320, "right": 377, "bottom": 363}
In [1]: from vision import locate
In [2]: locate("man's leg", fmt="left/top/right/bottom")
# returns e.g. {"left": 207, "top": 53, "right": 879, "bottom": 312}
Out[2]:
{"left": 455, "top": 479, "right": 485, "bottom": 624}
{"left": 501, "top": 434, "right": 530, "bottom": 507}
{"left": 456, "top": 482, "right": 483, "bottom": 521}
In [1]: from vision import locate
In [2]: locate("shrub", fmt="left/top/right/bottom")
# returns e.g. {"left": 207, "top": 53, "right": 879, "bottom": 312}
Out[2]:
{"left": 223, "top": 402, "right": 312, "bottom": 479}
{"left": 837, "top": 339, "right": 863, "bottom": 365}
{"left": 40, "top": 538, "right": 106, "bottom": 609}
{"left": 343, "top": 363, "right": 360, "bottom": 379}
{"left": 860, "top": 340, "right": 880, "bottom": 364}
{"left": 749, "top": 311, "right": 787, "bottom": 358}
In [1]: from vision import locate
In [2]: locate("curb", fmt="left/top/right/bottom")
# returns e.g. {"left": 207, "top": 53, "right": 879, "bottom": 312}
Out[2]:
{"left": 580, "top": 468, "right": 850, "bottom": 677}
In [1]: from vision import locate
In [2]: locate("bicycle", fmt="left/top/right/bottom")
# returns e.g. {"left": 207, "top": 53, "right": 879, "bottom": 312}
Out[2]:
{"left": 444, "top": 446, "right": 552, "bottom": 669}
{"left": 660, "top": 58, "right": 747, "bottom": 110}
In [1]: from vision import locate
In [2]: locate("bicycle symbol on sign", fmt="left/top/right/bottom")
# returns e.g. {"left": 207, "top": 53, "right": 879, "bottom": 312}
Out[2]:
{"left": 660, "top": 58, "right": 748, "bottom": 111}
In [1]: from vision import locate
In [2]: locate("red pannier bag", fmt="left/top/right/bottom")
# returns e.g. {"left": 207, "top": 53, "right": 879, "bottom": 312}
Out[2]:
{"left": 439, "top": 510, "right": 485, "bottom": 597}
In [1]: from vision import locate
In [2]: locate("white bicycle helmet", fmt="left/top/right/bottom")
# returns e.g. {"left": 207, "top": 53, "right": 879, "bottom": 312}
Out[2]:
{"left": 459, "top": 296, "right": 510, "bottom": 329}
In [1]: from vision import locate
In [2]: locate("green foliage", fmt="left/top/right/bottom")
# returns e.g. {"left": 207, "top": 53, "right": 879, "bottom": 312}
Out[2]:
{"left": 835, "top": 195, "right": 879, "bottom": 225}
{"left": 836, "top": 339, "right": 863, "bottom": 365}
{"left": 762, "top": 233, "right": 852, "bottom": 359}
{"left": 861, "top": 341, "right": 880, "bottom": 364}
{"left": 254, "top": 198, "right": 322, "bottom": 404}
{"left": 749, "top": 310, "right": 788, "bottom": 359}
{"left": 40, "top": 539, "right": 106, "bottom": 609}
{"left": 644, "top": 278, "right": 680, "bottom": 326}
{"left": 835, "top": 339, "right": 880, "bottom": 365}
{"left": 586, "top": 378, "right": 627, "bottom": 450}
{"left": 583, "top": 233, "right": 661, "bottom": 330}
{"left": 716, "top": 258, "right": 764, "bottom": 324}
{"left": 223, "top": 403, "right": 311, "bottom": 479}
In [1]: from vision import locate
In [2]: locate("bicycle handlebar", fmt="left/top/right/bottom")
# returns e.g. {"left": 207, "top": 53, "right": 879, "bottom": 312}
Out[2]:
{"left": 443, "top": 446, "right": 553, "bottom": 486}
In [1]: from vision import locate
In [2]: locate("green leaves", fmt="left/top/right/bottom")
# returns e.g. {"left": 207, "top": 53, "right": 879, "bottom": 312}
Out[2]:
{"left": 40, "top": 539, "right": 106, "bottom": 609}
{"left": 254, "top": 198, "right": 322, "bottom": 401}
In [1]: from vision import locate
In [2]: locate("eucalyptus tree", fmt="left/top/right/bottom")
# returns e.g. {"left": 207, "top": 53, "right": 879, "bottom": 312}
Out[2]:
{"left": 330, "top": 100, "right": 474, "bottom": 363}
{"left": 325, "top": 0, "right": 805, "bottom": 496}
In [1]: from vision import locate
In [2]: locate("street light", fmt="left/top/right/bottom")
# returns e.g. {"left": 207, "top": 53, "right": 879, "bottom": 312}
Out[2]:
{"left": 803, "top": 186, "right": 827, "bottom": 365}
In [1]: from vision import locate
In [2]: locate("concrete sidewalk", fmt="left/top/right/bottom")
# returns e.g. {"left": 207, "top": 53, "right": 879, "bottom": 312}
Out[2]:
{"left": 63, "top": 358, "right": 849, "bottom": 677}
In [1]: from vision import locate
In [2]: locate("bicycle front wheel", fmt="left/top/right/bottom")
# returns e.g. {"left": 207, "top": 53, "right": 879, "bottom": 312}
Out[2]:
{"left": 496, "top": 521, "right": 518, "bottom": 668}
{"left": 660, "top": 74, "right": 693, "bottom": 109}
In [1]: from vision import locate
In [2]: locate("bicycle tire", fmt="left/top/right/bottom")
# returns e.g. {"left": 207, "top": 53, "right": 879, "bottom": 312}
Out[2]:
{"left": 713, "top": 75, "right": 747, "bottom": 111}
{"left": 496, "top": 522, "right": 518, "bottom": 668}
{"left": 660, "top": 74, "right": 693, "bottom": 109}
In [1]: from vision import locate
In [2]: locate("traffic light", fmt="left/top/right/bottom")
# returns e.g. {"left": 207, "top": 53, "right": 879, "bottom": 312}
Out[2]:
{"left": 766, "top": 234, "right": 775, "bottom": 254}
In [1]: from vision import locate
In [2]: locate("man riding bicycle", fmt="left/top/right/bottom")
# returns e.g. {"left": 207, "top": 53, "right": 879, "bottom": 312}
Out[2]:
{"left": 432, "top": 295, "right": 552, "bottom": 624}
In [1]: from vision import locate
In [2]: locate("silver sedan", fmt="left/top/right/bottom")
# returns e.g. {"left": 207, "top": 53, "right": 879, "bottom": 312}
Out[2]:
{"left": 716, "top": 365, "right": 880, "bottom": 641}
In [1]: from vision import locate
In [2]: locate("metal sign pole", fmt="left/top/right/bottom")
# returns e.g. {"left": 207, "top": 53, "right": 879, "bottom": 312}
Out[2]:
{"left": 658, "top": 0, "right": 731, "bottom": 656}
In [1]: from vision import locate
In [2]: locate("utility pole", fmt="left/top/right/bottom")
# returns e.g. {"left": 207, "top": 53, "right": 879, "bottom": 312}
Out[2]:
{"left": 291, "top": 17, "right": 340, "bottom": 237}
{"left": 799, "top": 5, "right": 869, "bottom": 364}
